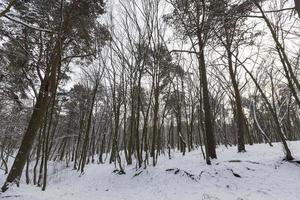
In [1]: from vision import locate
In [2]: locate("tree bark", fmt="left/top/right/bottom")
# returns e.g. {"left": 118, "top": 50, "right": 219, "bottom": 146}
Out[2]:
{"left": 226, "top": 49, "right": 246, "bottom": 152}
{"left": 198, "top": 42, "right": 217, "bottom": 160}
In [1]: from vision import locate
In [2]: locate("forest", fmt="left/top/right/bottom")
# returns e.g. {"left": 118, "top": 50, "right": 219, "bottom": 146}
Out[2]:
{"left": 1, "top": 0, "right": 300, "bottom": 199}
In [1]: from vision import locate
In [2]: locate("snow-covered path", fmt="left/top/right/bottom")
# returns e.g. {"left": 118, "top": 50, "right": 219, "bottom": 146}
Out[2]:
{"left": 1, "top": 142, "right": 300, "bottom": 200}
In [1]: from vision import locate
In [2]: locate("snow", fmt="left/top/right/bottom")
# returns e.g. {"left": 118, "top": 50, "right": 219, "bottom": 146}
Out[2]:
{"left": 1, "top": 141, "right": 300, "bottom": 200}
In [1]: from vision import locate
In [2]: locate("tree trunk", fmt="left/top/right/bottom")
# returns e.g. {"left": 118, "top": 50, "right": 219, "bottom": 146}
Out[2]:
{"left": 226, "top": 49, "right": 246, "bottom": 152}
{"left": 198, "top": 41, "right": 217, "bottom": 160}
{"left": 1, "top": 79, "right": 54, "bottom": 191}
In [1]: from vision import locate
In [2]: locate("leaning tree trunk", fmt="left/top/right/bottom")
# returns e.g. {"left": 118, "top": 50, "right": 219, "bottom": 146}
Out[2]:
{"left": 2, "top": 84, "right": 53, "bottom": 190}
{"left": 1, "top": 48, "right": 60, "bottom": 191}
{"left": 0, "top": 0, "right": 83, "bottom": 190}
{"left": 237, "top": 55, "right": 293, "bottom": 161}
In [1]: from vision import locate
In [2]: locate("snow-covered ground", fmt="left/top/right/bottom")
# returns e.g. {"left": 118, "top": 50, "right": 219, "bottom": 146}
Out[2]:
{"left": 1, "top": 142, "right": 300, "bottom": 200}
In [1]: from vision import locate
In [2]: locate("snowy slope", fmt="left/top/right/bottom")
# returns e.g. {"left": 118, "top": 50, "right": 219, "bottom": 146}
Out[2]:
{"left": 1, "top": 142, "right": 300, "bottom": 200}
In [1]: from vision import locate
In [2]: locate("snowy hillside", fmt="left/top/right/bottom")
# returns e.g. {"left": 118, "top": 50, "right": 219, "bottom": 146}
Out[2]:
{"left": 1, "top": 142, "right": 300, "bottom": 200}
